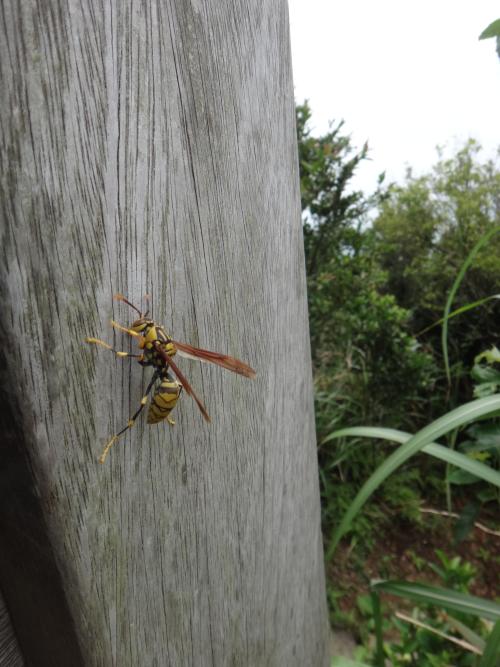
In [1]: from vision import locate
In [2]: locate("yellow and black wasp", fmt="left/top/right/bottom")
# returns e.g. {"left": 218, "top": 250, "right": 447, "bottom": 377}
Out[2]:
{"left": 86, "top": 294, "right": 256, "bottom": 463}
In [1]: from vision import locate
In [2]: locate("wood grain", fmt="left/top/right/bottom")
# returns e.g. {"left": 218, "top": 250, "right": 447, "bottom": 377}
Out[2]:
{"left": 0, "top": 1, "right": 329, "bottom": 664}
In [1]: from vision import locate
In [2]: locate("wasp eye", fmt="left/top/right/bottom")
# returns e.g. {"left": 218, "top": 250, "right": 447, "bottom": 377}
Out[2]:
{"left": 131, "top": 318, "right": 154, "bottom": 333}
{"left": 131, "top": 318, "right": 146, "bottom": 332}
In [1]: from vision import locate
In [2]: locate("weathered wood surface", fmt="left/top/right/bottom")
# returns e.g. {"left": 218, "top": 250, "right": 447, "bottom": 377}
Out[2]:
{"left": 0, "top": 1, "right": 329, "bottom": 665}
{"left": 0, "top": 589, "right": 24, "bottom": 667}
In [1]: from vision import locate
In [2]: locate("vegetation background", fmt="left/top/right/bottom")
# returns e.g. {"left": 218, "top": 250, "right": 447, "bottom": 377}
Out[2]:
{"left": 297, "top": 21, "right": 500, "bottom": 664}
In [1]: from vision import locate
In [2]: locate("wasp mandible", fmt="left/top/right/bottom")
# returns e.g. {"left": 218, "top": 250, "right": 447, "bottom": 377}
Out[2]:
{"left": 86, "top": 294, "right": 256, "bottom": 463}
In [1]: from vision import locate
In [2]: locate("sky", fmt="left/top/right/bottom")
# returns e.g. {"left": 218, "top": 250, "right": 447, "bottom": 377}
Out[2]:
{"left": 288, "top": 1, "right": 500, "bottom": 193}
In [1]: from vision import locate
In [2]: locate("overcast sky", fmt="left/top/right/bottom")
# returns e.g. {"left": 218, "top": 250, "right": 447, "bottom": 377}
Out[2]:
{"left": 288, "top": 1, "right": 500, "bottom": 193}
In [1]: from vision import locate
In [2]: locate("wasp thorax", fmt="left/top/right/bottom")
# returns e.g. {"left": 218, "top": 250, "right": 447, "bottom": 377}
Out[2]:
{"left": 131, "top": 318, "right": 154, "bottom": 333}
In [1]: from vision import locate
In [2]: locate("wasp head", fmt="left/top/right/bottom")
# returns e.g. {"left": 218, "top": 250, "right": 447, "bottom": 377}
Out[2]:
{"left": 131, "top": 317, "right": 154, "bottom": 334}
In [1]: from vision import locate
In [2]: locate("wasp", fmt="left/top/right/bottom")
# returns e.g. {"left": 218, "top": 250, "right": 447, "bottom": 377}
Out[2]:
{"left": 86, "top": 294, "right": 256, "bottom": 463}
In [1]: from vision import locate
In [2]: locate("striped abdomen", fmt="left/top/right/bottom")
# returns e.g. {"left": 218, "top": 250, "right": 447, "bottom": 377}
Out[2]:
{"left": 147, "top": 372, "right": 182, "bottom": 424}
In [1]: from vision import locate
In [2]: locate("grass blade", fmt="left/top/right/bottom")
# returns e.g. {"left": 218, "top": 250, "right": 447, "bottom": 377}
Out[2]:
{"left": 325, "top": 395, "right": 500, "bottom": 559}
{"left": 417, "top": 294, "right": 500, "bottom": 336}
{"left": 325, "top": 426, "right": 500, "bottom": 489}
{"left": 371, "top": 580, "right": 500, "bottom": 622}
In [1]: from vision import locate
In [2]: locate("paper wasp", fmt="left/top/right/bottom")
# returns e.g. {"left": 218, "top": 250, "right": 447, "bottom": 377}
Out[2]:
{"left": 86, "top": 294, "right": 256, "bottom": 463}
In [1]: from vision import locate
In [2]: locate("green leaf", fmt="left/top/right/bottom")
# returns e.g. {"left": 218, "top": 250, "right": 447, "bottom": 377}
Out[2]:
{"left": 474, "top": 383, "right": 500, "bottom": 399}
{"left": 471, "top": 365, "right": 500, "bottom": 383}
{"left": 448, "top": 469, "right": 481, "bottom": 485}
{"left": 324, "top": 396, "right": 500, "bottom": 559}
{"left": 479, "top": 619, "right": 500, "bottom": 667}
{"left": 356, "top": 594, "right": 373, "bottom": 617}
{"left": 475, "top": 346, "right": 500, "bottom": 364}
{"left": 371, "top": 580, "right": 500, "bottom": 622}
{"left": 461, "top": 426, "right": 500, "bottom": 452}
{"left": 323, "top": 424, "right": 500, "bottom": 491}
{"left": 479, "top": 19, "right": 500, "bottom": 40}
{"left": 467, "top": 422, "right": 500, "bottom": 446}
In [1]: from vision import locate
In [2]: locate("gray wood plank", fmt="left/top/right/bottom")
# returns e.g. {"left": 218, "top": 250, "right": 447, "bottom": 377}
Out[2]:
{"left": 0, "top": 1, "right": 329, "bottom": 664}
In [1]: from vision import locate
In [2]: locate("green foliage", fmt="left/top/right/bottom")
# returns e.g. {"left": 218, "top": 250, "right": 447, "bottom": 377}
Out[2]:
{"left": 313, "top": 277, "right": 437, "bottom": 429}
{"left": 374, "top": 141, "right": 500, "bottom": 369}
{"left": 296, "top": 101, "right": 376, "bottom": 278}
{"left": 296, "top": 102, "right": 500, "bottom": 663}
{"left": 382, "top": 617, "right": 479, "bottom": 667}
{"left": 440, "top": 226, "right": 500, "bottom": 386}
{"left": 297, "top": 102, "right": 440, "bottom": 431}
{"left": 325, "top": 396, "right": 500, "bottom": 559}
{"left": 479, "top": 19, "right": 500, "bottom": 40}
{"left": 371, "top": 576, "right": 500, "bottom": 667}
{"left": 461, "top": 349, "right": 500, "bottom": 512}
{"left": 428, "top": 550, "right": 477, "bottom": 591}
{"left": 473, "top": 347, "right": 500, "bottom": 398}
{"left": 297, "top": 102, "right": 441, "bottom": 548}
{"left": 481, "top": 620, "right": 500, "bottom": 667}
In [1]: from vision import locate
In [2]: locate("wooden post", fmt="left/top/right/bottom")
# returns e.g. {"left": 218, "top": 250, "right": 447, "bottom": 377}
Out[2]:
{"left": 0, "top": 1, "right": 329, "bottom": 664}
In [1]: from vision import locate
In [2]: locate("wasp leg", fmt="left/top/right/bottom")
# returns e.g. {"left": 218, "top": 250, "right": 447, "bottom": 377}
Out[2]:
{"left": 86, "top": 337, "right": 142, "bottom": 360}
{"left": 110, "top": 320, "right": 142, "bottom": 340}
{"left": 99, "top": 373, "right": 158, "bottom": 464}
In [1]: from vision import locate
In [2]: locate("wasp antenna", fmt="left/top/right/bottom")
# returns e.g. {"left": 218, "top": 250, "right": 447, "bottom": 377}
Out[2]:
{"left": 142, "top": 294, "right": 151, "bottom": 317}
{"left": 143, "top": 294, "right": 152, "bottom": 317}
{"left": 114, "top": 294, "right": 142, "bottom": 317}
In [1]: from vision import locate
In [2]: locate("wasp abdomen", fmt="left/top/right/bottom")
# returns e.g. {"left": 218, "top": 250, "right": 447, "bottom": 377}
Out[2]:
{"left": 147, "top": 373, "right": 182, "bottom": 424}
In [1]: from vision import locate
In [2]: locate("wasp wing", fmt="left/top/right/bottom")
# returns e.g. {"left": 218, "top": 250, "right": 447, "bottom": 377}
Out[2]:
{"left": 153, "top": 342, "right": 211, "bottom": 422}
{"left": 172, "top": 340, "right": 256, "bottom": 379}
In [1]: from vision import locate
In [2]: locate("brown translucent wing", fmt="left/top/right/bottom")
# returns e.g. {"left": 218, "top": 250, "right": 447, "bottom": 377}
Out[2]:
{"left": 153, "top": 342, "right": 211, "bottom": 422}
{"left": 172, "top": 340, "right": 256, "bottom": 379}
